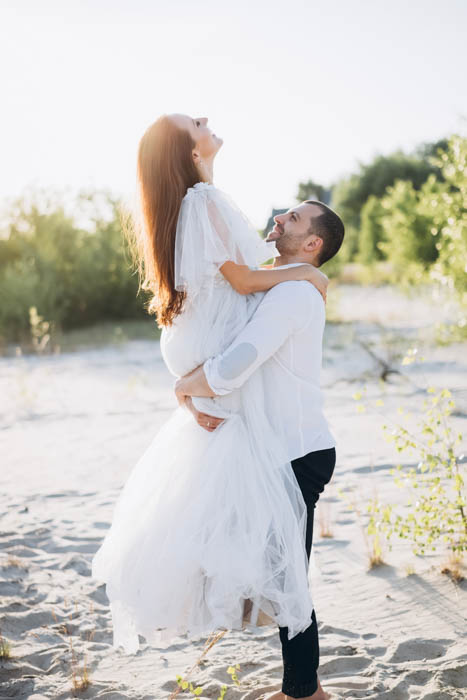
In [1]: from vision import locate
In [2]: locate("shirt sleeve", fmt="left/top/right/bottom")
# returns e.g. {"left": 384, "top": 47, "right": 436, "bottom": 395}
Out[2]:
{"left": 203, "top": 280, "right": 315, "bottom": 395}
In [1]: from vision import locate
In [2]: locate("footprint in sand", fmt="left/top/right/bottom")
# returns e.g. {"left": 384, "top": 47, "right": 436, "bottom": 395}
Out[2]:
{"left": 93, "top": 521, "right": 110, "bottom": 529}
{"left": 320, "top": 643, "right": 360, "bottom": 656}
{"left": 404, "top": 669, "right": 433, "bottom": 687}
{"left": 387, "top": 638, "right": 451, "bottom": 663}
{"left": 438, "top": 663, "right": 467, "bottom": 690}
{"left": 59, "top": 553, "right": 91, "bottom": 575}
{"left": 320, "top": 654, "right": 371, "bottom": 675}
{"left": 319, "top": 624, "right": 360, "bottom": 639}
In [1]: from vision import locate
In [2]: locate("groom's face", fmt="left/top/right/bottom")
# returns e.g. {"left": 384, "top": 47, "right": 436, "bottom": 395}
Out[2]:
{"left": 266, "top": 203, "right": 320, "bottom": 256}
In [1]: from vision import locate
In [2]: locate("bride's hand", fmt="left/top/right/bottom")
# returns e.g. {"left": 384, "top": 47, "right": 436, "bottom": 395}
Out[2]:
{"left": 295, "top": 265, "right": 329, "bottom": 302}
{"left": 184, "top": 397, "right": 224, "bottom": 432}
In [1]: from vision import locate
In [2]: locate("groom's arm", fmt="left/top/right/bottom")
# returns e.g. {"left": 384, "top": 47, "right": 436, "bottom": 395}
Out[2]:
{"left": 176, "top": 281, "right": 314, "bottom": 401}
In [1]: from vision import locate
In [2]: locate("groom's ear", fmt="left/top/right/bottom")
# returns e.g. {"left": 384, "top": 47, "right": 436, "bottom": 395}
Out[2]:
{"left": 303, "top": 234, "right": 323, "bottom": 255}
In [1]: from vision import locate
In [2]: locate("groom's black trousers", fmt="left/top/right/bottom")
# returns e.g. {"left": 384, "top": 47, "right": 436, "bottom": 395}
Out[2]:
{"left": 279, "top": 446, "right": 336, "bottom": 698}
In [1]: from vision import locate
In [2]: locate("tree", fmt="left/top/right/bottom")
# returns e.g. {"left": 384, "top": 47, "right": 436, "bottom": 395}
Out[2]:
{"left": 378, "top": 176, "right": 441, "bottom": 283}
{"left": 0, "top": 189, "right": 145, "bottom": 343}
{"left": 427, "top": 134, "right": 467, "bottom": 306}
{"left": 296, "top": 179, "right": 327, "bottom": 203}
{"left": 357, "top": 195, "right": 385, "bottom": 264}
{"left": 331, "top": 145, "right": 446, "bottom": 261}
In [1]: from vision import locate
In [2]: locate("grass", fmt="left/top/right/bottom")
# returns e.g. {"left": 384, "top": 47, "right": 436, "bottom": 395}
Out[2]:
{"left": 170, "top": 630, "right": 228, "bottom": 700}
{"left": 3, "top": 318, "right": 160, "bottom": 357}
{"left": 335, "top": 262, "right": 395, "bottom": 286}
{"left": 69, "top": 630, "right": 92, "bottom": 696}
{"left": 51, "top": 601, "right": 94, "bottom": 695}
{"left": 440, "top": 554, "right": 465, "bottom": 584}
{"left": 1, "top": 554, "right": 28, "bottom": 570}
{"left": 0, "top": 629, "right": 11, "bottom": 660}
{"left": 367, "top": 539, "right": 386, "bottom": 570}
{"left": 317, "top": 500, "right": 334, "bottom": 539}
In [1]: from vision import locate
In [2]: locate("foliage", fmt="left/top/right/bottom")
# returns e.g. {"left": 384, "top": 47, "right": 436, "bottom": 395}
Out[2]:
{"left": 0, "top": 189, "right": 146, "bottom": 344}
{"left": 29, "top": 306, "right": 51, "bottom": 353}
{"left": 175, "top": 676, "right": 203, "bottom": 697}
{"left": 375, "top": 134, "right": 467, "bottom": 330}
{"left": 0, "top": 628, "right": 11, "bottom": 659}
{"left": 377, "top": 176, "right": 442, "bottom": 284}
{"left": 296, "top": 179, "right": 327, "bottom": 203}
{"left": 357, "top": 195, "right": 385, "bottom": 264}
{"left": 175, "top": 663, "right": 240, "bottom": 699}
{"left": 331, "top": 144, "right": 446, "bottom": 261}
{"left": 427, "top": 134, "right": 467, "bottom": 307}
{"left": 376, "top": 387, "right": 465, "bottom": 555}
{"left": 336, "top": 133, "right": 466, "bottom": 339}
{"left": 352, "top": 359, "right": 466, "bottom": 556}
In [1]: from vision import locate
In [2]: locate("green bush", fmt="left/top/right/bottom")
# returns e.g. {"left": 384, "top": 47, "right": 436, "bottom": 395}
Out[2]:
{"left": 378, "top": 176, "right": 441, "bottom": 283}
{"left": 427, "top": 134, "right": 467, "bottom": 306}
{"left": 357, "top": 195, "right": 386, "bottom": 264}
{"left": 0, "top": 190, "right": 146, "bottom": 343}
{"left": 331, "top": 144, "right": 446, "bottom": 261}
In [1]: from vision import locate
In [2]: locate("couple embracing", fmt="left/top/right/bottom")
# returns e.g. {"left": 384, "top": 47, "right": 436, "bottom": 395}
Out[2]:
{"left": 92, "top": 114, "right": 345, "bottom": 700}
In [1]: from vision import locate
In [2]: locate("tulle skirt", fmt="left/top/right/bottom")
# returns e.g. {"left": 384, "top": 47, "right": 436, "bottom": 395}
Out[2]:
{"left": 91, "top": 380, "right": 313, "bottom": 653}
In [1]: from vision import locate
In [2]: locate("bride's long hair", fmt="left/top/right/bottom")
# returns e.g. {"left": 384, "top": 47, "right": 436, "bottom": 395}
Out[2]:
{"left": 127, "top": 115, "right": 200, "bottom": 326}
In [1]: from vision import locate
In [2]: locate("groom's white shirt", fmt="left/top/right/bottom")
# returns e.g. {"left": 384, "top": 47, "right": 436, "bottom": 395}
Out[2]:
{"left": 203, "top": 263, "right": 336, "bottom": 461}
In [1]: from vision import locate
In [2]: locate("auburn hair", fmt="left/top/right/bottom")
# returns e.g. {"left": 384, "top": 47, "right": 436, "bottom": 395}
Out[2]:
{"left": 128, "top": 115, "right": 200, "bottom": 326}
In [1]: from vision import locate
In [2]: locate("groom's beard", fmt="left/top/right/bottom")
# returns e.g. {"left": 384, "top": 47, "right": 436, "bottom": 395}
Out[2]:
{"left": 275, "top": 231, "right": 307, "bottom": 257}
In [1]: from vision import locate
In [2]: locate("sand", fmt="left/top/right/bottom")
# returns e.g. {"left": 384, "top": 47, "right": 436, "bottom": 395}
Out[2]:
{"left": 1, "top": 284, "right": 466, "bottom": 699}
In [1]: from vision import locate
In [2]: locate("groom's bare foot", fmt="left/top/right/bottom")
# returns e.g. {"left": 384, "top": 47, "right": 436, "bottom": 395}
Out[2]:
{"left": 263, "top": 680, "right": 330, "bottom": 700}
{"left": 286, "top": 679, "right": 330, "bottom": 700}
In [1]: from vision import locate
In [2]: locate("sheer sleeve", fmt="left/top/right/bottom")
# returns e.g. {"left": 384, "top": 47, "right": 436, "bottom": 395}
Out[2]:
{"left": 174, "top": 183, "right": 278, "bottom": 299}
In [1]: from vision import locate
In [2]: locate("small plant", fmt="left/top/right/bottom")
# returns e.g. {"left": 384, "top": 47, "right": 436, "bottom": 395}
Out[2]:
{"left": 317, "top": 500, "right": 334, "bottom": 539}
{"left": 404, "top": 564, "right": 416, "bottom": 576}
{"left": 374, "top": 387, "right": 466, "bottom": 556}
{"left": 440, "top": 553, "right": 465, "bottom": 583}
{"left": 29, "top": 306, "right": 51, "bottom": 353}
{"left": 352, "top": 357, "right": 466, "bottom": 557}
{"left": 175, "top": 663, "right": 240, "bottom": 699}
{"left": 338, "top": 487, "right": 386, "bottom": 569}
{"left": 0, "top": 628, "right": 11, "bottom": 659}
{"left": 69, "top": 631, "right": 91, "bottom": 695}
{"left": 175, "top": 676, "right": 203, "bottom": 697}
{"left": 53, "top": 601, "right": 94, "bottom": 696}
{"left": 227, "top": 664, "right": 241, "bottom": 685}
{"left": 1, "top": 554, "right": 27, "bottom": 569}
{"left": 170, "top": 630, "right": 226, "bottom": 700}
{"left": 365, "top": 496, "right": 387, "bottom": 568}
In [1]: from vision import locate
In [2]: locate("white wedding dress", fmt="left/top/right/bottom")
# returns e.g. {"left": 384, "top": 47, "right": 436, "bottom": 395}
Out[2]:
{"left": 91, "top": 183, "right": 313, "bottom": 653}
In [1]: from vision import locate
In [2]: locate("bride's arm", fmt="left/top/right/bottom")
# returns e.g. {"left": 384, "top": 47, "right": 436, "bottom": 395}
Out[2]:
{"left": 220, "top": 261, "right": 328, "bottom": 300}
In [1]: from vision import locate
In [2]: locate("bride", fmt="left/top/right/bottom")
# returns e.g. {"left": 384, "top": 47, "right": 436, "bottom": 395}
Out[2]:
{"left": 91, "top": 114, "right": 328, "bottom": 654}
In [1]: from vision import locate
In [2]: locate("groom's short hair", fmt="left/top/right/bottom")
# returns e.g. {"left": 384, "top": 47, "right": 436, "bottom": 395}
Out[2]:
{"left": 305, "top": 200, "right": 345, "bottom": 266}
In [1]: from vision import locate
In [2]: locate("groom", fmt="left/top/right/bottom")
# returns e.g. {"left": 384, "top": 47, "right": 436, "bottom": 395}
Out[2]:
{"left": 175, "top": 200, "right": 344, "bottom": 700}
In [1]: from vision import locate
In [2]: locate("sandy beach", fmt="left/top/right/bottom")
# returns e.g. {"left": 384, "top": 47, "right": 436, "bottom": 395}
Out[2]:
{"left": 1, "top": 284, "right": 466, "bottom": 699}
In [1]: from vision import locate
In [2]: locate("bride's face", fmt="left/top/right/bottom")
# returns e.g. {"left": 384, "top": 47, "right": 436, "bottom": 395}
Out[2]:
{"left": 169, "top": 113, "right": 223, "bottom": 163}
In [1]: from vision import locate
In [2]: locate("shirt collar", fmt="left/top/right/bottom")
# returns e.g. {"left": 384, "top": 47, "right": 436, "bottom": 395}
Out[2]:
{"left": 273, "top": 262, "right": 312, "bottom": 269}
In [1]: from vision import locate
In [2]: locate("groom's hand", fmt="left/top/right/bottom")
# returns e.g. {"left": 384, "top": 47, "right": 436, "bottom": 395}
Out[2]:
{"left": 184, "top": 397, "right": 224, "bottom": 432}
{"left": 174, "top": 377, "right": 190, "bottom": 408}
{"left": 174, "top": 365, "right": 217, "bottom": 406}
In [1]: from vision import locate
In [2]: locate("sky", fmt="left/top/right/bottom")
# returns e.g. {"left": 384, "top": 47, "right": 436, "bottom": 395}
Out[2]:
{"left": 1, "top": 0, "right": 466, "bottom": 228}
